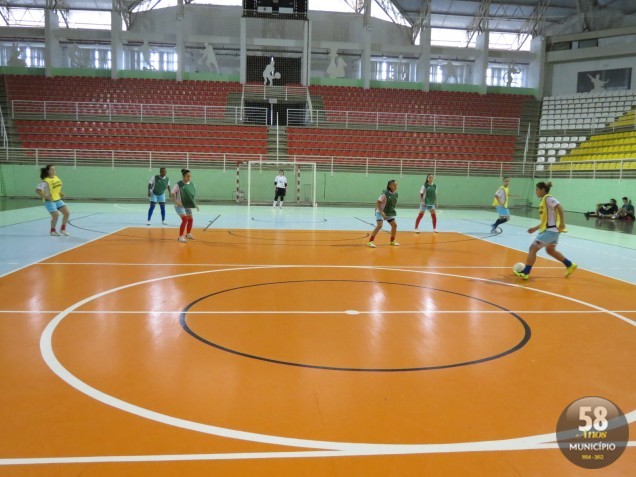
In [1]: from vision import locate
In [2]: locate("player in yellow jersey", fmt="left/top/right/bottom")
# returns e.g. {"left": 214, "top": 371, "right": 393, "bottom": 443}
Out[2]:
{"left": 35, "top": 165, "right": 71, "bottom": 236}
{"left": 491, "top": 177, "right": 511, "bottom": 234}
{"left": 513, "top": 181, "right": 577, "bottom": 280}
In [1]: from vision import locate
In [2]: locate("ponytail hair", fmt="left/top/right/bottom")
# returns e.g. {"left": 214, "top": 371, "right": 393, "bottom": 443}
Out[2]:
{"left": 40, "top": 164, "right": 54, "bottom": 180}
{"left": 536, "top": 181, "right": 552, "bottom": 193}
{"left": 181, "top": 168, "right": 191, "bottom": 177}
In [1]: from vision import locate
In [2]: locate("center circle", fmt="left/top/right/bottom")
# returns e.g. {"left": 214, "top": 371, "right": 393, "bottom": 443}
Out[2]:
{"left": 180, "top": 279, "right": 531, "bottom": 372}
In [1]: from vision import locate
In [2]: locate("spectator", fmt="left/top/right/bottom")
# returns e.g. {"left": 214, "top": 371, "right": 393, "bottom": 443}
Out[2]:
{"left": 585, "top": 199, "right": 618, "bottom": 218}
{"left": 612, "top": 197, "right": 635, "bottom": 220}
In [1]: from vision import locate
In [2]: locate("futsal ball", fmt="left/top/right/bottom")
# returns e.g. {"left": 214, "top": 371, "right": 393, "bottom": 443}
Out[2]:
{"left": 513, "top": 262, "right": 525, "bottom": 273}
{"left": 274, "top": 72, "right": 281, "bottom": 79}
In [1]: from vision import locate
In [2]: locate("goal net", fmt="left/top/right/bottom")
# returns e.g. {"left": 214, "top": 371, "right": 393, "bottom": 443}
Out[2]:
{"left": 240, "top": 161, "right": 317, "bottom": 207}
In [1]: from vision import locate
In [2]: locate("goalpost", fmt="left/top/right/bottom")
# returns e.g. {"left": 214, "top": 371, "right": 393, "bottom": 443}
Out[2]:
{"left": 241, "top": 161, "right": 317, "bottom": 207}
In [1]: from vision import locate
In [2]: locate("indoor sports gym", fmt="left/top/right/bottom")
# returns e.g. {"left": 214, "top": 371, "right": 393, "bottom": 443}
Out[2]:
{"left": 0, "top": 1, "right": 634, "bottom": 475}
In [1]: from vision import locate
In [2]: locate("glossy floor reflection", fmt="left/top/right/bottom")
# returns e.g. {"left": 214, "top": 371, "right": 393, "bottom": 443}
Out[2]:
{"left": 0, "top": 202, "right": 634, "bottom": 476}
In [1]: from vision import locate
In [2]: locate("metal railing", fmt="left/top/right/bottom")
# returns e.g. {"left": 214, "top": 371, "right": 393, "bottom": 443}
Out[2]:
{"left": 243, "top": 84, "right": 308, "bottom": 102}
{"left": 4, "top": 146, "right": 633, "bottom": 179}
{"left": 537, "top": 158, "right": 636, "bottom": 180}
{"left": 287, "top": 109, "right": 521, "bottom": 134}
{"left": 11, "top": 100, "right": 268, "bottom": 125}
{"left": 0, "top": 107, "right": 7, "bottom": 150}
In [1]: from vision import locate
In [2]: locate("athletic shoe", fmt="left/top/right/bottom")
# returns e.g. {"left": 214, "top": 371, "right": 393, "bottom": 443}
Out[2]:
{"left": 513, "top": 270, "right": 529, "bottom": 280}
{"left": 162, "top": 221, "right": 168, "bottom": 225}
{"left": 414, "top": 228, "right": 420, "bottom": 234}
{"left": 490, "top": 224, "right": 497, "bottom": 234}
{"left": 565, "top": 263, "right": 578, "bottom": 277}
{"left": 178, "top": 236, "right": 187, "bottom": 243}
{"left": 185, "top": 233, "right": 195, "bottom": 240}
{"left": 50, "top": 231, "right": 60, "bottom": 236}
{"left": 390, "top": 241, "right": 400, "bottom": 246}
{"left": 433, "top": 230, "right": 438, "bottom": 233}
{"left": 60, "top": 230, "right": 70, "bottom": 236}
{"left": 147, "top": 220, "right": 151, "bottom": 225}
{"left": 367, "top": 241, "right": 376, "bottom": 248}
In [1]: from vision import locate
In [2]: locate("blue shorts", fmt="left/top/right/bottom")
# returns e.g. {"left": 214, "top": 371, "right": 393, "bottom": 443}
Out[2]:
{"left": 420, "top": 204, "right": 435, "bottom": 211}
{"left": 496, "top": 206, "right": 510, "bottom": 217}
{"left": 375, "top": 212, "right": 395, "bottom": 222}
{"left": 174, "top": 206, "right": 193, "bottom": 217}
{"left": 150, "top": 193, "right": 166, "bottom": 203}
{"left": 535, "top": 230, "right": 560, "bottom": 245}
{"left": 44, "top": 200, "right": 66, "bottom": 213}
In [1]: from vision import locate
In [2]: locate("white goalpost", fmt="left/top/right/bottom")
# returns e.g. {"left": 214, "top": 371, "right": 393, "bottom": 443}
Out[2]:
{"left": 240, "top": 161, "right": 317, "bottom": 207}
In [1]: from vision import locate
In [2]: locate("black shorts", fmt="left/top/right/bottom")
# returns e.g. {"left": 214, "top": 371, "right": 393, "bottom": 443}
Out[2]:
{"left": 275, "top": 187, "right": 286, "bottom": 197}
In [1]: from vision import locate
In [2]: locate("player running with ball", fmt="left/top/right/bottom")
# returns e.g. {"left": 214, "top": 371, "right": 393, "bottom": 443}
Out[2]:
{"left": 513, "top": 181, "right": 577, "bottom": 280}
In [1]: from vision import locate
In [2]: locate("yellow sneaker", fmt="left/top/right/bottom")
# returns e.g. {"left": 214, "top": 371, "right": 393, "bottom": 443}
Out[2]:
{"left": 513, "top": 270, "right": 529, "bottom": 280}
{"left": 390, "top": 241, "right": 400, "bottom": 246}
{"left": 565, "top": 263, "right": 578, "bottom": 277}
{"left": 367, "top": 241, "right": 376, "bottom": 248}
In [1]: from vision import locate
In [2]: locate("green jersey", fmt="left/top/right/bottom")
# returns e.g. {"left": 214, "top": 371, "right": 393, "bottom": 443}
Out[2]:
{"left": 151, "top": 175, "right": 170, "bottom": 196}
{"left": 177, "top": 180, "right": 197, "bottom": 208}
{"left": 421, "top": 183, "right": 437, "bottom": 206}
{"left": 379, "top": 189, "right": 398, "bottom": 216}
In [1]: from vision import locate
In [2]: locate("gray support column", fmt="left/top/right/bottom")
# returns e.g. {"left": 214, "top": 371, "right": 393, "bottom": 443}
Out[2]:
{"left": 418, "top": 26, "right": 431, "bottom": 91}
{"left": 474, "top": 30, "right": 489, "bottom": 94}
{"left": 301, "top": 20, "right": 310, "bottom": 86}
{"left": 240, "top": 17, "right": 247, "bottom": 84}
{"left": 44, "top": 1, "right": 60, "bottom": 77}
{"left": 361, "top": 0, "right": 372, "bottom": 89}
{"left": 111, "top": 5, "right": 123, "bottom": 79}
{"left": 528, "top": 36, "right": 545, "bottom": 99}
{"left": 176, "top": 0, "right": 185, "bottom": 81}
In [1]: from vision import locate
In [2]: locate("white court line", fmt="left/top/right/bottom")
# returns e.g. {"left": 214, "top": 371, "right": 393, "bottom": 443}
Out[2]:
{"left": 457, "top": 230, "right": 636, "bottom": 286}
{"left": 38, "top": 262, "right": 566, "bottom": 269}
{"left": 0, "top": 227, "right": 127, "bottom": 279}
{"left": 37, "top": 265, "right": 636, "bottom": 466}
{"left": 3, "top": 309, "right": 636, "bottom": 315}
{"left": 3, "top": 442, "right": 636, "bottom": 466}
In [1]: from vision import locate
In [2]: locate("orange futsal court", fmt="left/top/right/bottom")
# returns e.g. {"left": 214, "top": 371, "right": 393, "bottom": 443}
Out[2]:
{"left": 1, "top": 226, "right": 634, "bottom": 476}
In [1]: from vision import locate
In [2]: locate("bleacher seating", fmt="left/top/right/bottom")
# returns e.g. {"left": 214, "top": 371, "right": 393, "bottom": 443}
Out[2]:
{"left": 288, "top": 128, "right": 516, "bottom": 163}
{"left": 4, "top": 75, "right": 241, "bottom": 106}
{"left": 15, "top": 120, "right": 267, "bottom": 154}
{"left": 4, "top": 76, "right": 529, "bottom": 166}
{"left": 536, "top": 91, "right": 636, "bottom": 171}
{"left": 310, "top": 85, "right": 530, "bottom": 118}
{"left": 539, "top": 90, "right": 636, "bottom": 131}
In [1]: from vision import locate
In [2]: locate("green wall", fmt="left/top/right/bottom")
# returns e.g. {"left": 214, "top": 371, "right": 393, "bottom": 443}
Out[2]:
{"left": 0, "top": 163, "right": 529, "bottom": 207}
{"left": 2, "top": 165, "right": 632, "bottom": 212}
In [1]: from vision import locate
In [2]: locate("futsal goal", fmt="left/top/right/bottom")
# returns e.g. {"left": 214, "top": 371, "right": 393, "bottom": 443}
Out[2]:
{"left": 237, "top": 161, "right": 317, "bottom": 207}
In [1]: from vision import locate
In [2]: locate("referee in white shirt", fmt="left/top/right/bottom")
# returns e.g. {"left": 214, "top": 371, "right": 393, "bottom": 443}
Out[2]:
{"left": 273, "top": 170, "right": 287, "bottom": 207}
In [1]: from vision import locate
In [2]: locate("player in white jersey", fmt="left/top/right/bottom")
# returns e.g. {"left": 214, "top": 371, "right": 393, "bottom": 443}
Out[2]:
{"left": 273, "top": 170, "right": 287, "bottom": 208}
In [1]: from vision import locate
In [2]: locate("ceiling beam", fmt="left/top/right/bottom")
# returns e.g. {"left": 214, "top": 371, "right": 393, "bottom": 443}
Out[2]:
{"left": 343, "top": 0, "right": 365, "bottom": 14}
{"left": 466, "top": 0, "right": 490, "bottom": 45}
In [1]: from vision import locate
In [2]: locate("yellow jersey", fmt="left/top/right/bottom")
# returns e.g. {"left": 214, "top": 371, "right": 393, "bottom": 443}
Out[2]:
{"left": 491, "top": 185, "right": 509, "bottom": 208}
{"left": 43, "top": 176, "right": 63, "bottom": 201}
